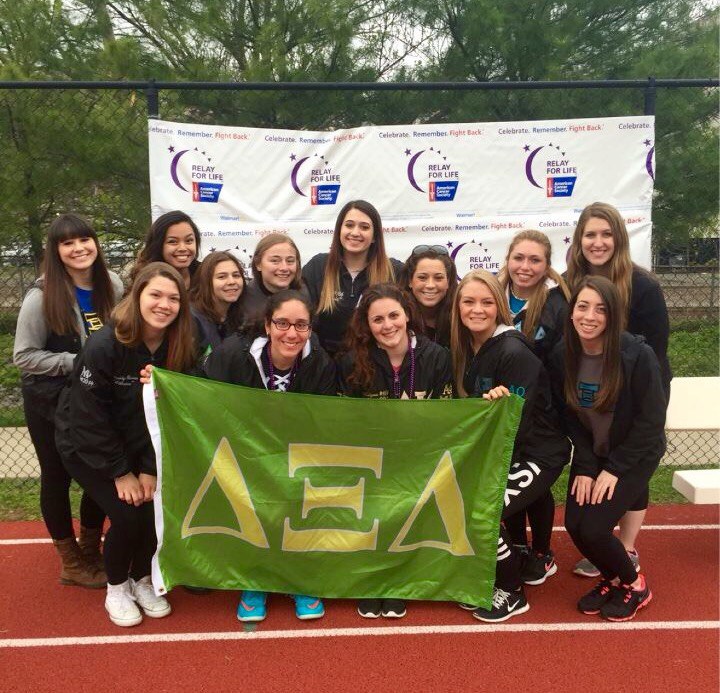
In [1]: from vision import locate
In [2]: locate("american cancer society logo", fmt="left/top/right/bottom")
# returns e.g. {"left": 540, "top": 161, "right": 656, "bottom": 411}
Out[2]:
{"left": 168, "top": 146, "right": 224, "bottom": 203}
{"left": 405, "top": 146, "right": 459, "bottom": 202}
{"left": 524, "top": 142, "right": 577, "bottom": 197}
{"left": 289, "top": 152, "right": 341, "bottom": 205}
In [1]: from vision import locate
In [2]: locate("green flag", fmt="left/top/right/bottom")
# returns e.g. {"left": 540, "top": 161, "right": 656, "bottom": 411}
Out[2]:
{"left": 144, "top": 368, "right": 522, "bottom": 608}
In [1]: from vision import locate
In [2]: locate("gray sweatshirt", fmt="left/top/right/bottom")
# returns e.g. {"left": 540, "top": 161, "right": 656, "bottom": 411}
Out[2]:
{"left": 13, "top": 271, "right": 124, "bottom": 377}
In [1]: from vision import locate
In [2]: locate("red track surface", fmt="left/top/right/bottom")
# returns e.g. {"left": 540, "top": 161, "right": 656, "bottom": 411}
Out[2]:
{"left": 1, "top": 504, "right": 718, "bottom": 692}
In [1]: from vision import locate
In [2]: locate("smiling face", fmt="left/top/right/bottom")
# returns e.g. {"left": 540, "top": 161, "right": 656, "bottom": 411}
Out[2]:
{"left": 409, "top": 259, "right": 449, "bottom": 309}
{"left": 459, "top": 280, "right": 498, "bottom": 347}
{"left": 340, "top": 208, "right": 374, "bottom": 257}
{"left": 507, "top": 240, "right": 548, "bottom": 297}
{"left": 581, "top": 217, "right": 615, "bottom": 270}
{"left": 57, "top": 236, "right": 98, "bottom": 274}
{"left": 266, "top": 299, "right": 311, "bottom": 368}
{"left": 256, "top": 242, "right": 298, "bottom": 293}
{"left": 162, "top": 222, "right": 197, "bottom": 271}
{"left": 212, "top": 260, "right": 244, "bottom": 306}
{"left": 571, "top": 287, "right": 607, "bottom": 351}
{"left": 140, "top": 276, "right": 181, "bottom": 335}
{"left": 367, "top": 297, "right": 409, "bottom": 353}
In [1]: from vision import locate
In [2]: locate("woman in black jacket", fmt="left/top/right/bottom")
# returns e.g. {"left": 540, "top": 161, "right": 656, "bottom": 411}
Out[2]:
{"left": 566, "top": 201, "right": 671, "bottom": 578}
{"left": 450, "top": 270, "right": 570, "bottom": 623}
{"left": 57, "top": 262, "right": 197, "bottom": 628}
{"left": 496, "top": 229, "right": 570, "bottom": 586}
{"left": 338, "top": 283, "right": 452, "bottom": 619}
{"left": 302, "top": 200, "right": 403, "bottom": 356}
{"left": 548, "top": 275, "right": 665, "bottom": 621}
{"left": 204, "top": 289, "right": 335, "bottom": 623}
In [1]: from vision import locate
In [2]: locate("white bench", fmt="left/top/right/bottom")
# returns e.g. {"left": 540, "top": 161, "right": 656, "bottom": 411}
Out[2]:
{"left": 669, "top": 377, "right": 720, "bottom": 504}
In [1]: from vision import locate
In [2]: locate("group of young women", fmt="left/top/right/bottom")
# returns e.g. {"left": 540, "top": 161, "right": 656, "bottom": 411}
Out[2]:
{"left": 14, "top": 198, "right": 669, "bottom": 628}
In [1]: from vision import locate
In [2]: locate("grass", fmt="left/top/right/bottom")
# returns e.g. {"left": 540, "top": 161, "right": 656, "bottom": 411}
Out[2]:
{"left": 0, "top": 466, "right": 689, "bottom": 522}
{"left": 667, "top": 320, "right": 719, "bottom": 377}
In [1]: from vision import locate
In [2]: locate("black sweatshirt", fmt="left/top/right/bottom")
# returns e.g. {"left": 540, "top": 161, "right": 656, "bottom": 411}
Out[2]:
{"left": 548, "top": 332, "right": 667, "bottom": 479}
{"left": 511, "top": 284, "right": 568, "bottom": 366}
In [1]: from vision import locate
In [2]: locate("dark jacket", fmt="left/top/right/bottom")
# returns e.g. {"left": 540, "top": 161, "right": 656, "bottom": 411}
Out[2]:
{"left": 55, "top": 323, "right": 169, "bottom": 479}
{"left": 241, "top": 279, "right": 311, "bottom": 330}
{"left": 463, "top": 326, "right": 570, "bottom": 470}
{"left": 203, "top": 332, "right": 336, "bottom": 395}
{"left": 302, "top": 253, "right": 404, "bottom": 355}
{"left": 511, "top": 284, "right": 568, "bottom": 366}
{"left": 337, "top": 333, "right": 452, "bottom": 399}
{"left": 548, "top": 332, "right": 667, "bottom": 479}
{"left": 628, "top": 267, "right": 671, "bottom": 395}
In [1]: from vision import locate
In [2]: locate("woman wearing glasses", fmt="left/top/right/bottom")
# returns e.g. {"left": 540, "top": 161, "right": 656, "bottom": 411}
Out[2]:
{"left": 303, "top": 200, "right": 403, "bottom": 356}
{"left": 337, "top": 283, "right": 453, "bottom": 619}
{"left": 203, "top": 289, "right": 336, "bottom": 621}
{"left": 398, "top": 245, "right": 457, "bottom": 348}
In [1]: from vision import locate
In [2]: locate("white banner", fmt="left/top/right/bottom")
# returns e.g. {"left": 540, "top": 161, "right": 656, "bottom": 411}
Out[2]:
{"left": 148, "top": 116, "right": 655, "bottom": 275}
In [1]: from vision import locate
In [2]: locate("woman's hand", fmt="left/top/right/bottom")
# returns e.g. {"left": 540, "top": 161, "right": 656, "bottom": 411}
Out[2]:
{"left": 139, "top": 364, "right": 154, "bottom": 385}
{"left": 591, "top": 470, "right": 619, "bottom": 504}
{"left": 482, "top": 385, "right": 510, "bottom": 401}
{"left": 571, "top": 475, "right": 594, "bottom": 506}
{"left": 138, "top": 473, "right": 157, "bottom": 502}
{"left": 114, "top": 473, "right": 144, "bottom": 506}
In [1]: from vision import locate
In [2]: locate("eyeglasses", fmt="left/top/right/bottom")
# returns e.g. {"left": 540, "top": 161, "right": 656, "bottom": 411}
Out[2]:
{"left": 271, "top": 319, "right": 311, "bottom": 332}
{"left": 412, "top": 245, "right": 449, "bottom": 256}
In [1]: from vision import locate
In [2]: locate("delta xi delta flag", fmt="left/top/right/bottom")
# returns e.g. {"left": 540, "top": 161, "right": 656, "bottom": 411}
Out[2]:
{"left": 144, "top": 369, "right": 523, "bottom": 609}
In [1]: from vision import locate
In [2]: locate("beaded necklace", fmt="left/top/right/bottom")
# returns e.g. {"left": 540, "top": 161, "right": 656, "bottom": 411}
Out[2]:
{"left": 265, "top": 342, "right": 301, "bottom": 392}
{"left": 391, "top": 336, "right": 415, "bottom": 399}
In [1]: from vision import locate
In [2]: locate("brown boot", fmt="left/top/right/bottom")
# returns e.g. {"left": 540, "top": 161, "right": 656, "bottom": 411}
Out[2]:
{"left": 78, "top": 526, "right": 106, "bottom": 576}
{"left": 53, "top": 537, "right": 107, "bottom": 589}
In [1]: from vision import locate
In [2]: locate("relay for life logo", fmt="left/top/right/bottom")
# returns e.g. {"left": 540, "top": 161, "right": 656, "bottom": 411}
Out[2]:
{"left": 168, "top": 146, "right": 224, "bottom": 202}
{"left": 405, "top": 146, "right": 460, "bottom": 202}
{"left": 524, "top": 142, "right": 578, "bottom": 197}
{"left": 289, "top": 152, "right": 341, "bottom": 205}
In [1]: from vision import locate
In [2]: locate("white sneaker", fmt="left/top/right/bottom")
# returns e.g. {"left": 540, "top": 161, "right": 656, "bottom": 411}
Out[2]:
{"left": 130, "top": 576, "right": 172, "bottom": 619}
{"left": 105, "top": 581, "right": 143, "bottom": 627}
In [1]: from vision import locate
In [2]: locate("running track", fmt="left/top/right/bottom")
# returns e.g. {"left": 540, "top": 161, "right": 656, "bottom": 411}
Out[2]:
{"left": 1, "top": 504, "right": 717, "bottom": 692}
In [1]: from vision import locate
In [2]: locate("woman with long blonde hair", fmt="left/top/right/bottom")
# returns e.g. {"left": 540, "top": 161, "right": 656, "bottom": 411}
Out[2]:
{"left": 450, "top": 270, "right": 569, "bottom": 623}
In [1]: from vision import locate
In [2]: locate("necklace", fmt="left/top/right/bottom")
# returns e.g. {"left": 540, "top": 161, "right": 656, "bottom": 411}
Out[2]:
{"left": 392, "top": 337, "right": 415, "bottom": 399}
{"left": 265, "top": 343, "right": 300, "bottom": 392}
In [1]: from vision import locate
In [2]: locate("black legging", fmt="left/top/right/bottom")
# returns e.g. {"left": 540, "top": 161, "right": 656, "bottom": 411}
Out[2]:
{"left": 504, "top": 489, "right": 556, "bottom": 552}
{"left": 62, "top": 454, "right": 156, "bottom": 585}
{"left": 494, "top": 461, "right": 563, "bottom": 592}
{"left": 23, "top": 387, "right": 104, "bottom": 539}
{"left": 565, "top": 465, "right": 656, "bottom": 586}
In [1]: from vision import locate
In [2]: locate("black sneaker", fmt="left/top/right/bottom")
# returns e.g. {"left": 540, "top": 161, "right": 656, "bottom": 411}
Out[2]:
{"left": 577, "top": 579, "right": 615, "bottom": 615}
{"left": 521, "top": 550, "right": 558, "bottom": 586}
{"left": 473, "top": 587, "right": 529, "bottom": 623}
{"left": 381, "top": 599, "right": 406, "bottom": 618}
{"left": 600, "top": 575, "right": 652, "bottom": 622}
{"left": 357, "top": 599, "right": 382, "bottom": 618}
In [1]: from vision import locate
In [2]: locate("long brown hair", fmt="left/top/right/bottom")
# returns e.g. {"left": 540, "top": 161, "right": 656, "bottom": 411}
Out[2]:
{"left": 450, "top": 270, "right": 512, "bottom": 398}
{"left": 566, "top": 202, "right": 633, "bottom": 320}
{"left": 189, "top": 251, "right": 246, "bottom": 334}
{"left": 497, "top": 229, "right": 570, "bottom": 339}
{"left": 344, "top": 283, "right": 419, "bottom": 393}
{"left": 252, "top": 233, "right": 303, "bottom": 292}
{"left": 318, "top": 200, "right": 396, "bottom": 313}
{"left": 114, "top": 262, "right": 195, "bottom": 372}
{"left": 564, "top": 275, "right": 623, "bottom": 412}
{"left": 398, "top": 248, "right": 458, "bottom": 345}
{"left": 130, "top": 211, "right": 201, "bottom": 285}
{"left": 42, "top": 213, "right": 115, "bottom": 335}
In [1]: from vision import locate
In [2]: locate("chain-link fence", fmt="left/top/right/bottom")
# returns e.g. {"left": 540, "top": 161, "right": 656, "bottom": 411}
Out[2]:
{"left": 0, "top": 80, "right": 718, "bottom": 486}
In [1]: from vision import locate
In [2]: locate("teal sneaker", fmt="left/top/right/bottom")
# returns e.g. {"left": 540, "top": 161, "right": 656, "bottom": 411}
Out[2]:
{"left": 293, "top": 594, "right": 325, "bottom": 620}
{"left": 236, "top": 590, "right": 267, "bottom": 622}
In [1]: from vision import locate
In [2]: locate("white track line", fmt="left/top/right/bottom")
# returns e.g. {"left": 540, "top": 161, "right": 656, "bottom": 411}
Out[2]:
{"left": 1, "top": 524, "right": 717, "bottom": 546}
{"left": 1, "top": 621, "right": 718, "bottom": 649}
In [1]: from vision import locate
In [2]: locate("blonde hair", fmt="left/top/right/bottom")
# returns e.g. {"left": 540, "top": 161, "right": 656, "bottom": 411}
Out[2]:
{"left": 497, "top": 229, "right": 570, "bottom": 339}
{"left": 450, "top": 270, "right": 512, "bottom": 398}
{"left": 566, "top": 202, "right": 633, "bottom": 322}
